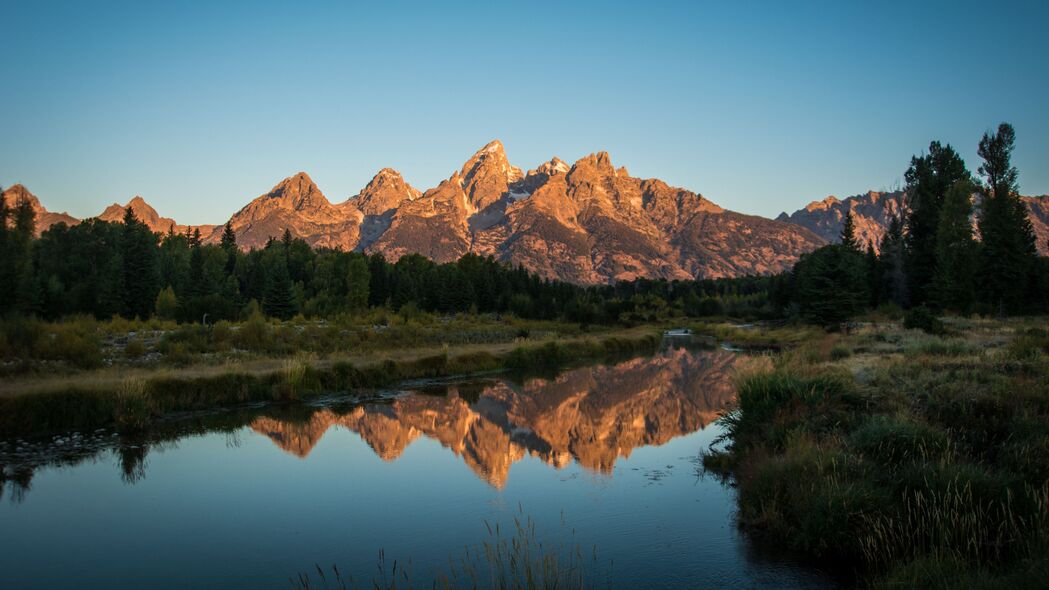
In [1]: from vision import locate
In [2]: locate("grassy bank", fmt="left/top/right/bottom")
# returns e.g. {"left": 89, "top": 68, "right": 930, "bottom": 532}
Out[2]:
{"left": 704, "top": 318, "right": 1049, "bottom": 587}
{"left": 0, "top": 326, "right": 660, "bottom": 438}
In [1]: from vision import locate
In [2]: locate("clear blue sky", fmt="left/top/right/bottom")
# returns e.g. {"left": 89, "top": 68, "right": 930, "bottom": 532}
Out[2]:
{"left": 2, "top": 0, "right": 1046, "bottom": 224}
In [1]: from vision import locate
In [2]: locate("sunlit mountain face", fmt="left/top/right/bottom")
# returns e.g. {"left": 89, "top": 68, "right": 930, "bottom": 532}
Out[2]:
{"left": 250, "top": 347, "right": 741, "bottom": 487}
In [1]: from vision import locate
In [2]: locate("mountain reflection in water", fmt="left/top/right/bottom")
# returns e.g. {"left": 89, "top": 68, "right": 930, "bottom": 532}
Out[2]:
{"left": 0, "top": 346, "right": 740, "bottom": 499}
{"left": 251, "top": 347, "right": 740, "bottom": 487}
{"left": 0, "top": 346, "right": 841, "bottom": 590}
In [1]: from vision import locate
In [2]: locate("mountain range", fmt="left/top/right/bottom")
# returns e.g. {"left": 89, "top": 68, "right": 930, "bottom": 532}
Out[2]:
{"left": 4, "top": 141, "right": 1048, "bottom": 283}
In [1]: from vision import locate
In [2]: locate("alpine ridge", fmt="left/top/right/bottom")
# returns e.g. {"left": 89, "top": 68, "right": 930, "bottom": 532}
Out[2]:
{"left": 11, "top": 141, "right": 1048, "bottom": 283}
{"left": 781, "top": 190, "right": 1049, "bottom": 256}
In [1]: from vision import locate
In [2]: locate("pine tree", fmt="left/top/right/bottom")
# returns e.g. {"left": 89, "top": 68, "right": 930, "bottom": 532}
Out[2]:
{"left": 793, "top": 244, "right": 868, "bottom": 326}
{"left": 976, "top": 123, "right": 1037, "bottom": 314}
{"left": 220, "top": 222, "right": 237, "bottom": 252}
{"left": 840, "top": 211, "right": 859, "bottom": 250}
{"left": 864, "top": 240, "right": 881, "bottom": 307}
{"left": 931, "top": 180, "right": 977, "bottom": 312}
{"left": 121, "top": 207, "right": 160, "bottom": 319}
{"left": 220, "top": 221, "right": 238, "bottom": 274}
{"left": 903, "top": 142, "right": 969, "bottom": 305}
{"left": 344, "top": 254, "right": 370, "bottom": 310}
{"left": 0, "top": 190, "right": 15, "bottom": 311}
{"left": 879, "top": 215, "right": 909, "bottom": 308}
{"left": 11, "top": 197, "right": 37, "bottom": 314}
{"left": 263, "top": 255, "right": 296, "bottom": 319}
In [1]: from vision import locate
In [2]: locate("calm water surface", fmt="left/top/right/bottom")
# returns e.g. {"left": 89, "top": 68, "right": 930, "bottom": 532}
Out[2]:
{"left": 0, "top": 346, "right": 837, "bottom": 589}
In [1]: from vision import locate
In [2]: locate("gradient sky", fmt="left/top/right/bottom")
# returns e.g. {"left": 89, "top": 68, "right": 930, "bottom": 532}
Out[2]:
{"left": 2, "top": 0, "right": 1047, "bottom": 224}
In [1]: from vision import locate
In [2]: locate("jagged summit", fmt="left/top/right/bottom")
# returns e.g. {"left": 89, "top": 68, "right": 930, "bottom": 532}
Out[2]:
{"left": 98, "top": 196, "right": 175, "bottom": 232}
{"left": 354, "top": 168, "right": 420, "bottom": 217}
{"left": 262, "top": 172, "right": 330, "bottom": 210}
{"left": 14, "top": 141, "right": 945, "bottom": 282}
{"left": 459, "top": 140, "right": 524, "bottom": 210}
{"left": 535, "top": 157, "right": 570, "bottom": 176}
{"left": 805, "top": 195, "right": 841, "bottom": 212}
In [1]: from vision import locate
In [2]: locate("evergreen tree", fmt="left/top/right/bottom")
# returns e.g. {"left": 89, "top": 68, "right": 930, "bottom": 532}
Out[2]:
{"left": 793, "top": 244, "right": 867, "bottom": 326}
{"left": 263, "top": 254, "right": 296, "bottom": 319}
{"left": 931, "top": 180, "right": 978, "bottom": 312}
{"left": 840, "top": 211, "right": 859, "bottom": 250}
{"left": 344, "top": 254, "right": 370, "bottom": 310}
{"left": 903, "top": 141, "right": 969, "bottom": 305}
{"left": 9, "top": 197, "right": 37, "bottom": 314}
{"left": 220, "top": 221, "right": 238, "bottom": 274}
{"left": 220, "top": 222, "right": 237, "bottom": 252}
{"left": 367, "top": 253, "right": 390, "bottom": 307}
{"left": 976, "top": 123, "right": 1037, "bottom": 314}
{"left": 121, "top": 207, "right": 160, "bottom": 319}
{"left": 864, "top": 241, "right": 881, "bottom": 307}
{"left": 879, "top": 215, "right": 909, "bottom": 308}
{"left": 0, "top": 191, "right": 16, "bottom": 312}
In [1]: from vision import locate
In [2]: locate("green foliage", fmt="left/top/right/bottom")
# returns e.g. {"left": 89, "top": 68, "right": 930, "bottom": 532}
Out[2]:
{"left": 932, "top": 180, "right": 978, "bottom": 312}
{"left": 263, "top": 250, "right": 296, "bottom": 320}
{"left": 904, "top": 306, "right": 945, "bottom": 335}
{"left": 841, "top": 210, "right": 859, "bottom": 250}
{"left": 791, "top": 244, "right": 868, "bottom": 326}
{"left": 849, "top": 416, "right": 950, "bottom": 466}
{"left": 904, "top": 141, "right": 970, "bottom": 306}
{"left": 1005, "top": 328, "right": 1049, "bottom": 361}
{"left": 120, "top": 207, "right": 160, "bottom": 319}
{"left": 708, "top": 321, "right": 1049, "bottom": 588}
{"left": 977, "top": 123, "right": 1039, "bottom": 314}
{"left": 154, "top": 285, "right": 179, "bottom": 320}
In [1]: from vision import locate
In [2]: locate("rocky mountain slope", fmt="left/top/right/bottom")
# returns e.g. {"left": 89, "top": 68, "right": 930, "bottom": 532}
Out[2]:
{"left": 2, "top": 185, "right": 215, "bottom": 237}
{"left": 98, "top": 196, "right": 216, "bottom": 236}
{"left": 778, "top": 191, "right": 907, "bottom": 251}
{"left": 12, "top": 142, "right": 1049, "bottom": 282}
{"left": 1026, "top": 195, "right": 1049, "bottom": 255}
{"left": 782, "top": 190, "right": 1049, "bottom": 256}
{"left": 209, "top": 141, "right": 825, "bottom": 282}
{"left": 1, "top": 185, "right": 79, "bottom": 236}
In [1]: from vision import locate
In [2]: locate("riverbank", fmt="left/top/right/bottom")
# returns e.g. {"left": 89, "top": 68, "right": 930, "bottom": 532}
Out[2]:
{"left": 0, "top": 320, "right": 663, "bottom": 438}
{"left": 704, "top": 316, "right": 1049, "bottom": 587}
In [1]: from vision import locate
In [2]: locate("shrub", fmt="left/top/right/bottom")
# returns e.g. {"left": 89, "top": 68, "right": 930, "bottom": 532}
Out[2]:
{"left": 124, "top": 338, "right": 147, "bottom": 359}
{"left": 32, "top": 325, "right": 103, "bottom": 369}
{"left": 830, "top": 345, "right": 852, "bottom": 360}
{"left": 904, "top": 337, "right": 971, "bottom": 357}
{"left": 1005, "top": 327, "right": 1049, "bottom": 361}
{"left": 849, "top": 416, "right": 950, "bottom": 466}
{"left": 154, "top": 286, "right": 179, "bottom": 320}
{"left": 114, "top": 377, "right": 151, "bottom": 431}
{"left": 904, "top": 306, "right": 945, "bottom": 335}
{"left": 233, "top": 311, "right": 271, "bottom": 351}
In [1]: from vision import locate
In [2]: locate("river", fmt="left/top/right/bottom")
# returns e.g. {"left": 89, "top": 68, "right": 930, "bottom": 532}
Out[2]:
{"left": 0, "top": 344, "right": 837, "bottom": 589}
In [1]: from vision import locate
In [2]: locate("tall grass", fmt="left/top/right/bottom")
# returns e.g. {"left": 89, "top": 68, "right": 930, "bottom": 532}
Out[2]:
{"left": 704, "top": 318, "right": 1049, "bottom": 586}
{"left": 114, "top": 376, "right": 150, "bottom": 431}
{"left": 294, "top": 510, "right": 607, "bottom": 590}
{"left": 0, "top": 329, "right": 660, "bottom": 438}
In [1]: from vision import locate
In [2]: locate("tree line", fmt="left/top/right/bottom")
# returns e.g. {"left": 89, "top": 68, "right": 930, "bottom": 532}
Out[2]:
{"left": 4, "top": 122, "right": 1044, "bottom": 328}
{"left": 771, "top": 122, "right": 1049, "bottom": 325}
{"left": 0, "top": 202, "right": 772, "bottom": 325}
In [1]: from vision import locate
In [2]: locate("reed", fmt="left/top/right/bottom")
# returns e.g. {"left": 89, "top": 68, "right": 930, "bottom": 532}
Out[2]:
{"left": 704, "top": 317, "right": 1049, "bottom": 586}
{"left": 294, "top": 509, "right": 608, "bottom": 590}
